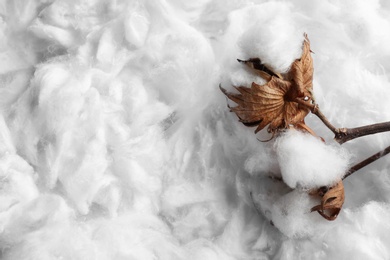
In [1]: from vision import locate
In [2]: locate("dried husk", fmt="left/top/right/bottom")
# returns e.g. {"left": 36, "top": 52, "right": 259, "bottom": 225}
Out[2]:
{"left": 310, "top": 180, "right": 345, "bottom": 221}
{"left": 221, "top": 34, "right": 314, "bottom": 134}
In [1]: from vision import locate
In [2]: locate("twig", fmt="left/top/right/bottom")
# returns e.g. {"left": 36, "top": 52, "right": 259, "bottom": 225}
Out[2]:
{"left": 343, "top": 145, "right": 390, "bottom": 180}
{"left": 295, "top": 98, "right": 390, "bottom": 144}
{"left": 335, "top": 122, "right": 390, "bottom": 144}
{"left": 295, "top": 99, "right": 339, "bottom": 134}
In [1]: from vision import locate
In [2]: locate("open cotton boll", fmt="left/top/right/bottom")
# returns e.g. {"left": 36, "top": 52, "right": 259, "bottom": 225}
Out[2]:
{"left": 275, "top": 130, "right": 349, "bottom": 189}
{"left": 237, "top": 3, "right": 304, "bottom": 72}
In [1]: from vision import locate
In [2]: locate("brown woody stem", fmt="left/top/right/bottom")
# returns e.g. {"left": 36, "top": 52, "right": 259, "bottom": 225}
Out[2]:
{"left": 295, "top": 99, "right": 390, "bottom": 144}
{"left": 343, "top": 145, "right": 390, "bottom": 180}
{"left": 295, "top": 98, "right": 390, "bottom": 179}
{"left": 294, "top": 99, "right": 339, "bottom": 134}
{"left": 334, "top": 122, "right": 390, "bottom": 144}
{"left": 311, "top": 104, "right": 340, "bottom": 135}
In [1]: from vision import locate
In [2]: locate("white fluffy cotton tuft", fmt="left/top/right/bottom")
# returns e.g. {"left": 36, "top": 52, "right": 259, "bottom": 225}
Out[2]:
{"left": 275, "top": 130, "right": 350, "bottom": 189}
{"left": 237, "top": 3, "right": 304, "bottom": 72}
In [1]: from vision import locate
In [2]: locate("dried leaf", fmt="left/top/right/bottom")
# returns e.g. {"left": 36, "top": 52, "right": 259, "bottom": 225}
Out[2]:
{"left": 221, "top": 34, "right": 314, "bottom": 133}
{"left": 287, "top": 34, "right": 314, "bottom": 101}
{"left": 310, "top": 180, "right": 345, "bottom": 221}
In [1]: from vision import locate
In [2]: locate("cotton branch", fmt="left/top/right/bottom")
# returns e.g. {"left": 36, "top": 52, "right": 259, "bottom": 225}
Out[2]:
{"left": 295, "top": 98, "right": 390, "bottom": 144}
{"left": 343, "top": 145, "right": 390, "bottom": 180}
{"left": 335, "top": 122, "right": 390, "bottom": 144}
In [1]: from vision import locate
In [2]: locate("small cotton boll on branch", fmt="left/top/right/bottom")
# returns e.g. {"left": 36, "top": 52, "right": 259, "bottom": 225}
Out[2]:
{"left": 275, "top": 130, "right": 350, "bottom": 189}
{"left": 238, "top": 3, "right": 304, "bottom": 73}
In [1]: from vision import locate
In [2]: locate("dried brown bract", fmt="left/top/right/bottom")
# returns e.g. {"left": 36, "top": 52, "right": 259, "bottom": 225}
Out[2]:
{"left": 220, "top": 34, "right": 314, "bottom": 134}
{"left": 310, "top": 180, "right": 345, "bottom": 221}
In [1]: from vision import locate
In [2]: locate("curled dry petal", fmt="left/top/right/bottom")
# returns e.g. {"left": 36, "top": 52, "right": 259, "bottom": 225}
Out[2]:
{"left": 310, "top": 180, "right": 345, "bottom": 221}
{"left": 287, "top": 33, "right": 314, "bottom": 101}
{"left": 221, "top": 34, "right": 314, "bottom": 134}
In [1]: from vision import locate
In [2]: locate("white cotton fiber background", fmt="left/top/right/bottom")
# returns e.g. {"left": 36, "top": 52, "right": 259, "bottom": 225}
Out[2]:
{"left": 1, "top": 0, "right": 390, "bottom": 259}
{"left": 275, "top": 130, "right": 350, "bottom": 189}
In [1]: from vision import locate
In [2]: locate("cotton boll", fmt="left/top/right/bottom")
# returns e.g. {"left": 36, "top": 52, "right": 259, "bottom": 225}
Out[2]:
{"left": 218, "top": 3, "right": 304, "bottom": 100}
{"left": 237, "top": 3, "right": 304, "bottom": 72}
{"left": 275, "top": 130, "right": 349, "bottom": 189}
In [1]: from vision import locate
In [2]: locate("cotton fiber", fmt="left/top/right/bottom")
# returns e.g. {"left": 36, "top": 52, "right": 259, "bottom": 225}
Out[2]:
{"left": 237, "top": 3, "right": 304, "bottom": 73}
{"left": 2, "top": 0, "right": 390, "bottom": 259}
{"left": 275, "top": 130, "right": 350, "bottom": 189}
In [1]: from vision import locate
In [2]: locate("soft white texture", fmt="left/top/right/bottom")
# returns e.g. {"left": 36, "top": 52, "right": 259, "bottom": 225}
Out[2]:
{"left": 238, "top": 3, "right": 304, "bottom": 73}
{"left": 1, "top": 0, "right": 390, "bottom": 259}
{"left": 275, "top": 130, "right": 350, "bottom": 189}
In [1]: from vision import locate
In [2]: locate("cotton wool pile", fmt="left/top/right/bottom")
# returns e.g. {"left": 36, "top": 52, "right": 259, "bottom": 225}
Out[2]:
{"left": 1, "top": 0, "right": 390, "bottom": 259}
